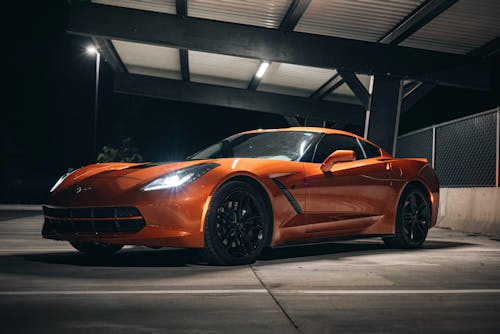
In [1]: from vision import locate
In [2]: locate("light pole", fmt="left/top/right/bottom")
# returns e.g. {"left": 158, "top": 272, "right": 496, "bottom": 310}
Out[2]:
{"left": 86, "top": 46, "right": 100, "bottom": 160}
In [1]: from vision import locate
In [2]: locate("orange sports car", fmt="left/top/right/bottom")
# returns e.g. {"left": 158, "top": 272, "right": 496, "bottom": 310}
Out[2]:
{"left": 43, "top": 127, "right": 439, "bottom": 265}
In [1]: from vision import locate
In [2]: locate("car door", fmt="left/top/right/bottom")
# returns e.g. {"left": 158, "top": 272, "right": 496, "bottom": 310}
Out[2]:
{"left": 303, "top": 134, "right": 392, "bottom": 238}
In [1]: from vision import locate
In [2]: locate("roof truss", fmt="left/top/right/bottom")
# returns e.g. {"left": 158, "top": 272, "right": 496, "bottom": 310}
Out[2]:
{"left": 114, "top": 72, "right": 366, "bottom": 124}
{"left": 68, "top": 2, "right": 491, "bottom": 90}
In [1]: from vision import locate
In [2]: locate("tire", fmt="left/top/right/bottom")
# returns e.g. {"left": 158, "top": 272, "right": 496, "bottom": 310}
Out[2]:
{"left": 70, "top": 241, "right": 123, "bottom": 255}
{"left": 383, "top": 186, "right": 431, "bottom": 249}
{"left": 202, "top": 181, "right": 271, "bottom": 265}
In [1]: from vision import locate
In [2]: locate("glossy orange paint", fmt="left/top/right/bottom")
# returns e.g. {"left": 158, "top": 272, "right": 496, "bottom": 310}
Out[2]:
{"left": 43, "top": 127, "right": 439, "bottom": 248}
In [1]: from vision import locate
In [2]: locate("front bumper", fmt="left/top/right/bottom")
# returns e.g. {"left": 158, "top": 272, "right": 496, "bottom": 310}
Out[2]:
{"left": 42, "top": 178, "right": 213, "bottom": 248}
{"left": 42, "top": 202, "right": 206, "bottom": 248}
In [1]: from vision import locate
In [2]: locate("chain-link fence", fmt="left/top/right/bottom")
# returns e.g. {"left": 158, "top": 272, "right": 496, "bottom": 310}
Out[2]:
{"left": 396, "top": 107, "right": 499, "bottom": 187}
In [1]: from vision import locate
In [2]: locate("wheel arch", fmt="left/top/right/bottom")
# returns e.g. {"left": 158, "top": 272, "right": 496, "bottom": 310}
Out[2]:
{"left": 216, "top": 175, "right": 274, "bottom": 247}
{"left": 398, "top": 179, "right": 433, "bottom": 217}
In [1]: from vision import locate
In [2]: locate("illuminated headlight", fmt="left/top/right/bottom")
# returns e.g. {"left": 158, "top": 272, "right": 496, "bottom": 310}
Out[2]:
{"left": 142, "top": 163, "right": 219, "bottom": 191}
{"left": 50, "top": 169, "right": 77, "bottom": 193}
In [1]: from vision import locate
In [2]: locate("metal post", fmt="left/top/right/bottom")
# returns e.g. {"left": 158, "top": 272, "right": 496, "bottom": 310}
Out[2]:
{"left": 366, "top": 75, "right": 402, "bottom": 154}
{"left": 496, "top": 107, "right": 499, "bottom": 187}
{"left": 93, "top": 52, "right": 101, "bottom": 160}
{"left": 363, "top": 75, "right": 374, "bottom": 139}
{"left": 363, "top": 109, "right": 370, "bottom": 139}
{"left": 392, "top": 82, "right": 403, "bottom": 156}
{"left": 432, "top": 125, "right": 436, "bottom": 169}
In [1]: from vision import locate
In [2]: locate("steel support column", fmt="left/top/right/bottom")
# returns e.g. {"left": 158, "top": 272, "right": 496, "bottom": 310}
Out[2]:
{"left": 366, "top": 75, "right": 403, "bottom": 155}
{"left": 432, "top": 125, "right": 436, "bottom": 168}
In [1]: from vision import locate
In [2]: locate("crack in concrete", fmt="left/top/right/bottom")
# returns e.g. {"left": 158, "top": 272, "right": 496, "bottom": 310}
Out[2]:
{"left": 249, "top": 264, "right": 301, "bottom": 333}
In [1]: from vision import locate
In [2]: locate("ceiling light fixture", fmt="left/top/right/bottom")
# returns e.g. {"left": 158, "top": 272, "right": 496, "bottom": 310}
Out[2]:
{"left": 255, "top": 62, "right": 270, "bottom": 78}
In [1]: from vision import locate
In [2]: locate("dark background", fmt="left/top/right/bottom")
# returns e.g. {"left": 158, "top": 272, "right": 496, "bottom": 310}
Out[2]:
{"left": 2, "top": 1, "right": 498, "bottom": 203}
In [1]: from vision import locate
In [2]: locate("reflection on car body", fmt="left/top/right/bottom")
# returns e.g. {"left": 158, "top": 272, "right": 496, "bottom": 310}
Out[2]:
{"left": 43, "top": 127, "right": 439, "bottom": 265}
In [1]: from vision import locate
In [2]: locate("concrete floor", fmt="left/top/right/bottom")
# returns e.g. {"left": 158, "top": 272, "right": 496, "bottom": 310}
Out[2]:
{"left": 1, "top": 208, "right": 499, "bottom": 333}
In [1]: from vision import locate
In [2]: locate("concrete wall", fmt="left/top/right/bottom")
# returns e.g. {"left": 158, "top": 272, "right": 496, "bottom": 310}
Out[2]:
{"left": 437, "top": 188, "right": 500, "bottom": 237}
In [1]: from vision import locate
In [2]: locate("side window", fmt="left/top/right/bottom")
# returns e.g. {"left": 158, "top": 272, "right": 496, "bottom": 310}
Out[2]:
{"left": 313, "top": 135, "right": 365, "bottom": 163}
{"left": 359, "top": 140, "right": 381, "bottom": 158}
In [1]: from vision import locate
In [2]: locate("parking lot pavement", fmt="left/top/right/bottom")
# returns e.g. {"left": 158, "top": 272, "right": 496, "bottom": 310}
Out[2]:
{"left": 1, "top": 208, "right": 499, "bottom": 333}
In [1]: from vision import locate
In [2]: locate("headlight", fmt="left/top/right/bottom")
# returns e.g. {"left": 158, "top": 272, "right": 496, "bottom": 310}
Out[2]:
{"left": 141, "top": 163, "right": 219, "bottom": 191}
{"left": 50, "top": 169, "right": 77, "bottom": 193}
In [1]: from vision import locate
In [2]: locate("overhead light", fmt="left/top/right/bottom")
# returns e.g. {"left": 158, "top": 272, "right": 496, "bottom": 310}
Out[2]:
{"left": 86, "top": 46, "right": 98, "bottom": 55}
{"left": 255, "top": 62, "right": 270, "bottom": 78}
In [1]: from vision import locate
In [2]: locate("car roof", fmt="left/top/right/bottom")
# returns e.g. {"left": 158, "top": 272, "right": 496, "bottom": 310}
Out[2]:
{"left": 242, "top": 127, "right": 391, "bottom": 157}
{"left": 244, "top": 127, "right": 372, "bottom": 143}
{"left": 244, "top": 127, "right": 357, "bottom": 136}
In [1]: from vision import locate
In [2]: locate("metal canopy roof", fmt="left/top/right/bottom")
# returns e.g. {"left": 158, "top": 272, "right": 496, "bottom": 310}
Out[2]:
{"left": 400, "top": 0, "right": 500, "bottom": 54}
{"left": 257, "top": 62, "right": 336, "bottom": 97}
{"left": 294, "top": 0, "right": 427, "bottom": 42}
{"left": 188, "top": 0, "right": 293, "bottom": 28}
{"left": 84, "top": 0, "right": 498, "bottom": 122}
{"left": 189, "top": 50, "right": 261, "bottom": 89}
{"left": 111, "top": 40, "right": 181, "bottom": 79}
{"left": 93, "top": 0, "right": 177, "bottom": 14}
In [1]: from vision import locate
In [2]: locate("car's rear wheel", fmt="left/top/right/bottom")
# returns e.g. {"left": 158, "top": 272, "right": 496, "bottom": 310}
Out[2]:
{"left": 70, "top": 241, "right": 123, "bottom": 255}
{"left": 202, "top": 181, "right": 271, "bottom": 265}
{"left": 383, "top": 186, "right": 431, "bottom": 249}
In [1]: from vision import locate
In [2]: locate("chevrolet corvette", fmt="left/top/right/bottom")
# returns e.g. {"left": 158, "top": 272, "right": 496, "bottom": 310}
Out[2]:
{"left": 43, "top": 127, "right": 439, "bottom": 265}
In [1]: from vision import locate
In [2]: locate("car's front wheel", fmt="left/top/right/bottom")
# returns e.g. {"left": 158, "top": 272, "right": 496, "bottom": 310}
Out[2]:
{"left": 70, "top": 241, "right": 123, "bottom": 255}
{"left": 383, "top": 186, "right": 431, "bottom": 249}
{"left": 202, "top": 181, "right": 271, "bottom": 265}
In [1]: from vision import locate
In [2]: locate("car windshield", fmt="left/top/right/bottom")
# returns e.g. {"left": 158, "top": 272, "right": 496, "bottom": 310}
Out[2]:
{"left": 188, "top": 131, "right": 320, "bottom": 161}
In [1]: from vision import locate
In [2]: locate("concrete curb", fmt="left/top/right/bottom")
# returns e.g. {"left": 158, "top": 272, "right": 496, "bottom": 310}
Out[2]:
{"left": 0, "top": 204, "right": 42, "bottom": 211}
{"left": 437, "top": 187, "right": 500, "bottom": 238}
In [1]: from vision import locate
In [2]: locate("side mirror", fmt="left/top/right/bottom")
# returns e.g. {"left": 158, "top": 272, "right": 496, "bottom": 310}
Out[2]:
{"left": 320, "top": 150, "right": 356, "bottom": 173}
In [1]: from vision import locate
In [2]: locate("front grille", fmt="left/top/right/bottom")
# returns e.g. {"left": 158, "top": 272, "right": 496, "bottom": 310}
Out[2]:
{"left": 42, "top": 206, "right": 145, "bottom": 235}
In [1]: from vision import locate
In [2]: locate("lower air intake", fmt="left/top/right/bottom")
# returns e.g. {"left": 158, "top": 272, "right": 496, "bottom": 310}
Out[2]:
{"left": 42, "top": 206, "right": 145, "bottom": 235}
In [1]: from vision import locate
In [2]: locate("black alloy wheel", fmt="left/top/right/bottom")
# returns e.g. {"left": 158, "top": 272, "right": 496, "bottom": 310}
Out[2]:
{"left": 70, "top": 241, "right": 124, "bottom": 255}
{"left": 383, "top": 186, "right": 431, "bottom": 249}
{"left": 203, "top": 181, "right": 270, "bottom": 265}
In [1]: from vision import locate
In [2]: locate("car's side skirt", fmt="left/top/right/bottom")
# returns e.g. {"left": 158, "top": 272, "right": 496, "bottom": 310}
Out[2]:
{"left": 272, "top": 234, "right": 395, "bottom": 249}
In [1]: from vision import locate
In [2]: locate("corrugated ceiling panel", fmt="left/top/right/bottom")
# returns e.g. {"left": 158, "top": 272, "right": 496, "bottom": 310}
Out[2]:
{"left": 258, "top": 63, "right": 336, "bottom": 97}
{"left": 328, "top": 82, "right": 354, "bottom": 97}
{"left": 294, "top": 0, "right": 426, "bottom": 41}
{"left": 112, "top": 40, "right": 181, "bottom": 79}
{"left": 323, "top": 83, "right": 361, "bottom": 105}
{"left": 188, "top": 0, "right": 293, "bottom": 28}
{"left": 92, "top": 0, "right": 176, "bottom": 14}
{"left": 400, "top": 0, "right": 500, "bottom": 54}
{"left": 356, "top": 74, "right": 372, "bottom": 91}
{"left": 325, "top": 74, "right": 372, "bottom": 105}
{"left": 324, "top": 82, "right": 362, "bottom": 105}
{"left": 189, "top": 51, "right": 260, "bottom": 88}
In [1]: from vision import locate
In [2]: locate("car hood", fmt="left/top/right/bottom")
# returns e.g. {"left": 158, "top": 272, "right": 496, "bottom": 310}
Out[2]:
{"left": 51, "top": 157, "right": 300, "bottom": 201}
{"left": 53, "top": 160, "right": 213, "bottom": 192}
{"left": 87, "top": 160, "right": 214, "bottom": 181}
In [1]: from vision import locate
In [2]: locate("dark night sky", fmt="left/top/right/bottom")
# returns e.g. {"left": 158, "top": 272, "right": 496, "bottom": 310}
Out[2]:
{"left": 1, "top": 1, "right": 498, "bottom": 203}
